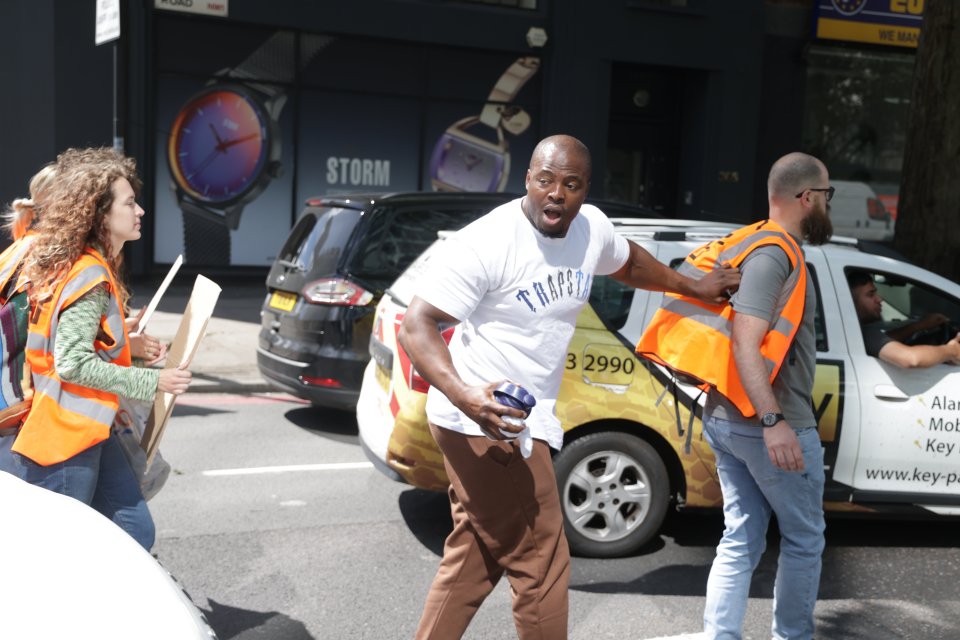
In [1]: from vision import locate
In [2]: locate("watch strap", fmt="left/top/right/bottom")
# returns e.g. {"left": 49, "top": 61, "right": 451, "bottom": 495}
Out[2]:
{"left": 761, "top": 412, "right": 786, "bottom": 427}
{"left": 183, "top": 210, "right": 231, "bottom": 266}
{"left": 226, "top": 31, "right": 333, "bottom": 99}
{"left": 479, "top": 57, "right": 540, "bottom": 130}
{"left": 180, "top": 199, "right": 244, "bottom": 231}
{"left": 487, "top": 57, "right": 540, "bottom": 102}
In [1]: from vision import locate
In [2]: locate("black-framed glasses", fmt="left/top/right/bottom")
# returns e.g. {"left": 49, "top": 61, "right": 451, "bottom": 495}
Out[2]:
{"left": 795, "top": 186, "right": 835, "bottom": 202}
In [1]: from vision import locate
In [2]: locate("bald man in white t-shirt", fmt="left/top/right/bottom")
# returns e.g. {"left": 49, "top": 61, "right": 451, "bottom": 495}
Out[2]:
{"left": 399, "top": 134, "right": 740, "bottom": 639}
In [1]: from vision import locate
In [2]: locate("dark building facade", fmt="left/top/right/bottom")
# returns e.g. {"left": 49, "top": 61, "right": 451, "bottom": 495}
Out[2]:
{"left": 0, "top": 0, "right": 922, "bottom": 274}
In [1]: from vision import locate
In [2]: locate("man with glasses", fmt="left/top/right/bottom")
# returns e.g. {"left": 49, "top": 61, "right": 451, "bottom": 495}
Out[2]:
{"left": 702, "top": 152, "right": 833, "bottom": 639}
{"left": 797, "top": 185, "right": 835, "bottom": 203}
{"left": 647, "top": 152, "right": 832, "bottom": 639}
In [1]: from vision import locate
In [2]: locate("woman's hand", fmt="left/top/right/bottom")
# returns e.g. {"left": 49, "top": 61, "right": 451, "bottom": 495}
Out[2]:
{"left": 130, "top": 331, "right": 165, "bottom": 362}
{"left": 125, "top": 307, "right": 146, "bottom": 334}
{"left": 158, "top": 365, "right": 192, "bottom": 395}
{"left": 126, "top": 306, "right": 167, "bottom": 364}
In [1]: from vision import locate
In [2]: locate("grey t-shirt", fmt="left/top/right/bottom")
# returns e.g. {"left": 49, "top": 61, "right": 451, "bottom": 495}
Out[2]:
{"left": 862, "top": 322, "right": 892, "bottom": 357}
{"left": 704, "top": 244, "right": 818, "bottom": 428}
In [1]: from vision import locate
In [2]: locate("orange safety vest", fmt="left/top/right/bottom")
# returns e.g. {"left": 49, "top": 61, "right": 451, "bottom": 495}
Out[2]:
{"left": 0, "top": 234, "right": 35, "bottom": 430}
{"left": 12, "top": 248, "right": 131, "bottom": 465}
{"left": 635, "top": 219, "right": 807, "bottom": 417}
{"left": 0, "top": 233, "right": 33, "bottom": 293}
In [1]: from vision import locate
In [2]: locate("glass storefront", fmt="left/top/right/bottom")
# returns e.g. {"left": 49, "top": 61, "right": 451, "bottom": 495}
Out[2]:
{"left": 801, "top": 45, "right": 915, "bottom": 239}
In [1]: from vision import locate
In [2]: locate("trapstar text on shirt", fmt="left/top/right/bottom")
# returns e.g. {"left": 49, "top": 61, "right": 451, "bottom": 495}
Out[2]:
{"left": 514, "top": 268, "right": 592, "bottom": 312}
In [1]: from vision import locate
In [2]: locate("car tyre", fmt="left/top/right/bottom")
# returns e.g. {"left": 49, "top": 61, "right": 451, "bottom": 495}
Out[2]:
{"left": 553, "top": 431, "right": 669, "bottom": 558}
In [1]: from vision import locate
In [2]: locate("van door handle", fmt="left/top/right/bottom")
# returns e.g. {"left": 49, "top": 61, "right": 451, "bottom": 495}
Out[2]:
{"left": 874, "top": 384, "right": 909, "bottom": 401}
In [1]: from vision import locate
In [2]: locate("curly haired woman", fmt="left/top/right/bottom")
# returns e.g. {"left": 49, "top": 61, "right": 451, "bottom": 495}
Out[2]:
{"left": 5, "top": 148, "right": 192, "bottom": 550}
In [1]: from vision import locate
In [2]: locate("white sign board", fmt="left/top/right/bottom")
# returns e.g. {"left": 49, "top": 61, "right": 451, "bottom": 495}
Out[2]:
{"left": 95, "top": 0, "right": 121, "bottom": 46}
{"left": 154, "top": 0, "right": 229, "bottom": 18}
{"left": 137, "top": 255, "right": 183, "bottom": 334}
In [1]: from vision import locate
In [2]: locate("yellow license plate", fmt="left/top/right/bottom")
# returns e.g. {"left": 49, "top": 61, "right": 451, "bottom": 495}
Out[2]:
{"left": 269, "top": 291, "right": 297, "bottom": 312}
{"left": 581, "top": 343, "right": 636, "bottom": 386}
{"left": 375, "top": 364, "right": 391, "bottom": 393}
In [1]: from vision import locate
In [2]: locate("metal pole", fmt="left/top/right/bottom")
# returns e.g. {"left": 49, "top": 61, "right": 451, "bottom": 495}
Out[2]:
{"left": 113, "top": 42, "right": 123, "bottom": 152}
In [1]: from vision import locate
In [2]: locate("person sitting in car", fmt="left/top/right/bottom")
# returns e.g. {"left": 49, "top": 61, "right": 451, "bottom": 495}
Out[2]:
{"left": 848, "top": 271, "right": 960, "bottom": 367}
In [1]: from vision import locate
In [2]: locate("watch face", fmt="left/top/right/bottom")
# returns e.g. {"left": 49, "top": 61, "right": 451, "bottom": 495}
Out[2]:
{"left": 429, "top": 132, "right": 506, "bottom": 192}
{"left": 168, "top": 86, "right": 270, "bottom": 205}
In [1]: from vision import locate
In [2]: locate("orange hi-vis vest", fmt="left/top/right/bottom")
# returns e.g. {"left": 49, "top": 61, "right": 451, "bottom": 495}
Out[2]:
{"left": 0, "top": 235, "right": 33, "bottom": 293}
{"left": 0, "top": 234, "right": 35, "bottom": 430}
{"left": 635, "top": 219, "right": 807, "bottom": 418}
{"left": 12, "top": 248, "right": 131, "bottom": 465}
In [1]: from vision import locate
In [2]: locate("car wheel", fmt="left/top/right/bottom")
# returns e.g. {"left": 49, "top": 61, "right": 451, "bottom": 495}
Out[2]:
{"left": 553, "top": 431, "right": 669, "bottom": 558}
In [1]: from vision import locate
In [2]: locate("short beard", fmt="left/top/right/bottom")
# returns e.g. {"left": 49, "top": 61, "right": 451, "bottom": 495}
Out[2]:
{"left": 802, "top": 203, "right": 833, "bottom": 246}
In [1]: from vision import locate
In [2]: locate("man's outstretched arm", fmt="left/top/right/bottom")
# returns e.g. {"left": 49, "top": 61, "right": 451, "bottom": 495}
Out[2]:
{"left": 877, "top": 333, "right": 960, "bottom": 368}
{"left": 609, "top": 240, "right": 740, "bottom": 304}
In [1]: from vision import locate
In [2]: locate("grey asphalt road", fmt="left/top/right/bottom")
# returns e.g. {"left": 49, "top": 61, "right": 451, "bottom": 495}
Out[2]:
{"left": 150, "top": 393, "right": 960, "bottom": 640}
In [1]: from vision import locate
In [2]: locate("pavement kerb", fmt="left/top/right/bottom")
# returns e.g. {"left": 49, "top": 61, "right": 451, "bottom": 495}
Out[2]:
{"left": 187, "top": 377, "right": 275, "bottom": 394}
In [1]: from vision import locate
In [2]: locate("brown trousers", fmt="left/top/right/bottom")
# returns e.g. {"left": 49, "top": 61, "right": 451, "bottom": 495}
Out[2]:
{"left": 414, "top": 424, "right": 570, "bottom": 640}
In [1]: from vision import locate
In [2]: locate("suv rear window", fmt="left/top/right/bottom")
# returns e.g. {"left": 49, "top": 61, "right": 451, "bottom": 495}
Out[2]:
{"left": 347, "top": 205, "right": 490, "bottom": 291}
{"left": 277, "top": 206, "right": 362, "bottom": 275}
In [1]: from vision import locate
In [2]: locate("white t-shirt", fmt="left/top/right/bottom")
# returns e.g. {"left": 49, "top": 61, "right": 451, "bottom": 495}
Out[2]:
{"left": 421, "top": 198, "right": 630, "bottom": 450}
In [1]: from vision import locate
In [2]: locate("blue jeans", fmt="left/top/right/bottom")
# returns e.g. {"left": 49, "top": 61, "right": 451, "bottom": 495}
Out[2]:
{"left": 0, "top": 433, "right": 155, "bottom": 551}
{"left": 702, "top": 415, "right": 825, "bottom": 640}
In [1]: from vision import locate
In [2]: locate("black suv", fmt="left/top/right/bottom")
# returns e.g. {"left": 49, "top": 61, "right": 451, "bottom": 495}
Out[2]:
{"left": 257, "top": 192, "right": 660, "bottom": 409}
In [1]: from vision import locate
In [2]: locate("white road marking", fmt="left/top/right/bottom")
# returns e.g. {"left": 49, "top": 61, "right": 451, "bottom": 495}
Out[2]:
{"left": 202, "top": 462, "right": 374, "bottom": 476}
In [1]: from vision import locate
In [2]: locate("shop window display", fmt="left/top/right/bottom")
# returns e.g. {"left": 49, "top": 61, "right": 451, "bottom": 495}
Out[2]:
{"left": 801, "top": 45, "right": 914, "bottom": 241}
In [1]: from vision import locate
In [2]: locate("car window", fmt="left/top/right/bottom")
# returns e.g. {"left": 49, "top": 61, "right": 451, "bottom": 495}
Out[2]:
{"left": 881, "top": 273, "right": 960, "bottom": 321}
{"left": 589, "top": 276, "right": 635, "bottom": 330}
{"left": 348, "top": 205, "right": 489, "bottom": 291}
{"left": 846, "top": 268, "right": 960, "bottom": 344}
{"left": 808, "top": 263, "right": 827, "bottom": 352}
{"left": 278, "top": 206, "right": 362, "bottom": 274}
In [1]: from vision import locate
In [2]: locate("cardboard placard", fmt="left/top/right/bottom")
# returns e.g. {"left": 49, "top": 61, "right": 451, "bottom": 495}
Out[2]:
{"left": 141, "top": 275, "right": 221, "bottom": 466}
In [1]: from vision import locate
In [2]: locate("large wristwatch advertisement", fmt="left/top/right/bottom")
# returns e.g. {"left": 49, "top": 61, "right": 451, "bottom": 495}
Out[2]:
{"left": 429, "top": 57, "right": 540, "bottom": 193}
{"left": 166, "top": 32, "right": 328, "bottom": 265}
{"left": 155, "top": 20, "right": 542, "bottom": 268}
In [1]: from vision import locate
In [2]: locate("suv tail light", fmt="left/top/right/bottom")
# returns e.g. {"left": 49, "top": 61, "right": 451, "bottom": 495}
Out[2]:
{"left": 394, "top": 317, "right": 455, "bottom": 394}
{"left": 866, "top": 197, "right": 889, "bottom": 221}
{"left": 302, "top": 278, "right": 374, "bottom": 306}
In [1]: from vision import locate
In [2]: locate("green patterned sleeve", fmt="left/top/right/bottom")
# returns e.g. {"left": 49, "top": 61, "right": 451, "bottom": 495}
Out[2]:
{"left": 53, "top": 285, "right": 160, "bottom": 403}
